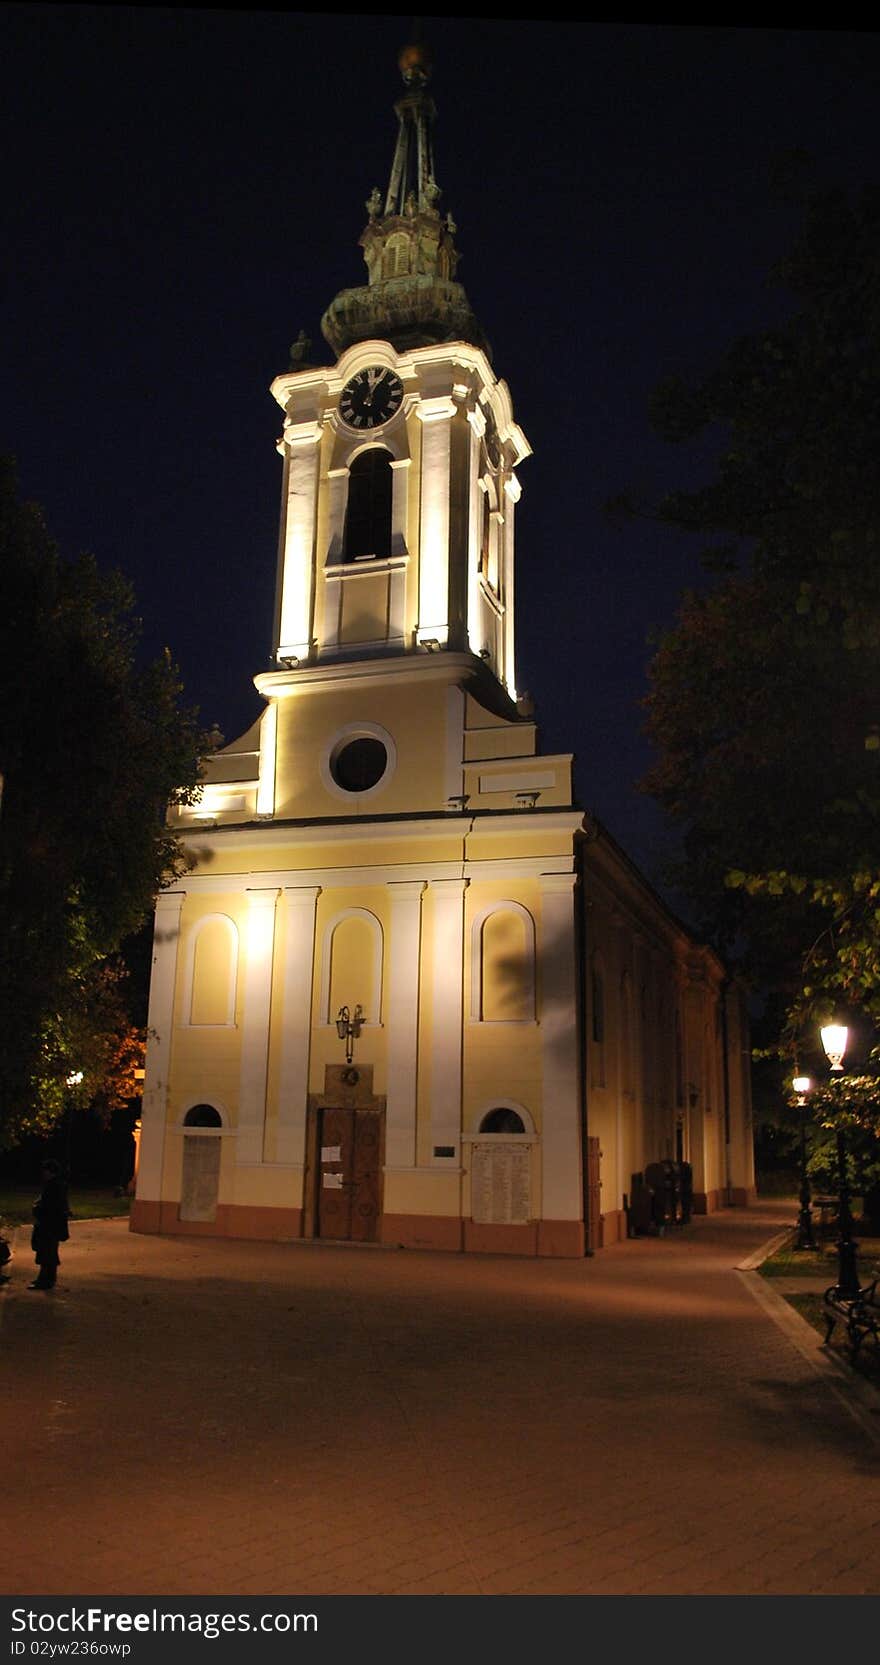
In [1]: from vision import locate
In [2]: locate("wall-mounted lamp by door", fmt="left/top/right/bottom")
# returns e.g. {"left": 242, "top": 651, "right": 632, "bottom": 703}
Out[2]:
{"left": 335, "top": 1004, "right": 363, "bottom": 1064}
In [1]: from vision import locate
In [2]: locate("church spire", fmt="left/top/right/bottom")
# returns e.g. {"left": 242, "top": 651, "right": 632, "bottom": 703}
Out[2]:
{"left": 383, "top": 40, "right": 438, "bottom": 218}
{"left": 321, "top": 40, "right": 488, "bottom": 360}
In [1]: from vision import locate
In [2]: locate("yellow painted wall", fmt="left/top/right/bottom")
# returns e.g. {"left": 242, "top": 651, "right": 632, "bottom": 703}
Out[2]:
{"left": 190, "top": 918, "right": 236, "bottom": 1026}
{"left": 464, "top": 724, "right": 538, "bottom": 761}
{"left": 339, "top": 570, "right": 390, "bottom": 645}
{"left": 273, "top": 681, "right": 452, "bottom": 818}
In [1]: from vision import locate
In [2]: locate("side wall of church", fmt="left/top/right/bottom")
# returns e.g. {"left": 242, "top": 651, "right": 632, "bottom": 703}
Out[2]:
{"left": 581, "top": 836, "right": 756, "bottom": 1246}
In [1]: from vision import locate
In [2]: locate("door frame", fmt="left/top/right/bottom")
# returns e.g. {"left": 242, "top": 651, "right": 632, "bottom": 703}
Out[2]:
{"left": 303, "top": 1064, "right": 386, "bottom": 1241}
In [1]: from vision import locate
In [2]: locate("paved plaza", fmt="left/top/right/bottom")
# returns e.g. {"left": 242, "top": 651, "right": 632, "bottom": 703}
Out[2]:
{"left": 3, "top": 1202, "right": 879, "bottom": 1597}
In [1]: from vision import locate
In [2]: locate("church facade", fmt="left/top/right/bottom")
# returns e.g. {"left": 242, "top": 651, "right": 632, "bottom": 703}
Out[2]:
{"left": 131, "top": 45, "right": 755, "bottom": 1256}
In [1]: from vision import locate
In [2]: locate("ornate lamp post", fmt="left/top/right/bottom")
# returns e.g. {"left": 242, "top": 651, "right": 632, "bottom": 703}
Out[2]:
{"left": 335, "top": 1004, "right": 363, "bottom": 1065}
{"left": 819, "top": 1023, "right": 862, "bottom": 1299}
{"left": 791, "top": 1075, "right": 816, "bottom": 1251}
{"left": 64, "top": 1069, "right": 83, "bottom": 1177}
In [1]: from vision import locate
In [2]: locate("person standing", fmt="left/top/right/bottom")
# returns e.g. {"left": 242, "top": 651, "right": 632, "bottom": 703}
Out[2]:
{"left": 29, "top": 1159, "right": 69, "bottom": 1290}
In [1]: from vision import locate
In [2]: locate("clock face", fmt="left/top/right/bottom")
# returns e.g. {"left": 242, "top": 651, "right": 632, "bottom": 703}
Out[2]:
{"left": 339, "top": 366, "right": 404, "bottom": 430}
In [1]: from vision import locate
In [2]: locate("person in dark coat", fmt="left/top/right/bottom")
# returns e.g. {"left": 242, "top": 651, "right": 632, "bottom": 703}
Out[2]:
{"left": 29, "top": 1159, "right": 69, "bottom": 1290}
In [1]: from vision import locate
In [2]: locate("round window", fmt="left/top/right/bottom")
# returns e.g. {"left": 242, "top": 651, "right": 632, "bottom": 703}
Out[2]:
{"left": 330, "top": 735, "right": 388, "bottom": 793}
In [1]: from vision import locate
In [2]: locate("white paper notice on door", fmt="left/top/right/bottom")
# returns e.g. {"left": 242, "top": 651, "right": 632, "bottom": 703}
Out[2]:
{"left": 321, "top": 1146, "right": 341, "bottom": 1162}
{"left": 323, "top": 1172, "right": 343, "bottom": 1189}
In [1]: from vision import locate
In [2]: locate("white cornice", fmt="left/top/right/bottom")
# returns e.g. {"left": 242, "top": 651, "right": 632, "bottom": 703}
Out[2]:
{"left": 178, "top": 808, "right": 585, "bottom": 856}
{"left": 160, "top": 854, "right": 578, "bottom": 895}
{"left": 254, "top": 650, "right": 499, "bottom": 700}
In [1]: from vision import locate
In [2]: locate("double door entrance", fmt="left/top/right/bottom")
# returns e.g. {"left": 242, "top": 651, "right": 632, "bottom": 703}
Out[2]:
{"left": 315, "top": 1105, "right": 383, "bottom": 1242}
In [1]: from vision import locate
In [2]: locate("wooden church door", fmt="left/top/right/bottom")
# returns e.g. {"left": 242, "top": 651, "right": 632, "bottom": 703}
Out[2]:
{"left": 317, "top": 1106, "right": 382, "bottom": 1242}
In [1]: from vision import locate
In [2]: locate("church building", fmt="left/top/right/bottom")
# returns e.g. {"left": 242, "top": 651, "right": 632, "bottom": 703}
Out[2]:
{"left": 131, "top": 45, "right": 755, "bottom": 1256}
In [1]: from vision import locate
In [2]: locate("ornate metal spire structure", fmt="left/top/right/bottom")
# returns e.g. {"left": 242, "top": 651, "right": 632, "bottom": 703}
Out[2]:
{"left": 321, "top": 40, "right": 488, "bottom": 359}
{"left": 383, "top": 40, "right": 438, "bottom": 217}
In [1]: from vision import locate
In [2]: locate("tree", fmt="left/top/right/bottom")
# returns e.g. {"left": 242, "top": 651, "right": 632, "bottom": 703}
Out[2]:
{"left": 0, "top": 461, "right": 204, "bottom": 1147}
{"left": 621, "top": 184, "right": 880, "bottom": 1063}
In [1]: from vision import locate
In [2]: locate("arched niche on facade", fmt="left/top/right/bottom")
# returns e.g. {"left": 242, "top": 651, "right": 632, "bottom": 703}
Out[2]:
{"left": 320, "top": 907, "right": 384, "bottom": 1025}
{"left": 185, "top": 915, "right": 239, "bottom": 1027}
{"left": 470, "top": 901, "right": 536, "bottom": 1023}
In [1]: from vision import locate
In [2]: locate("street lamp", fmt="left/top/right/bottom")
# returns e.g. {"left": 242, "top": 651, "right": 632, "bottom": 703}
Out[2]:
{"left": 819, "top": 1023, "right": 862, "bottom": 1298}
{"left": 791, "top": 1075, "right": 816, "bottom": 1251}
{"left": 64, "top": 1070, "right": 84, "bottom": 1178}
{"left": 335, "top": 1004, "right": 363, "bottom": 1065}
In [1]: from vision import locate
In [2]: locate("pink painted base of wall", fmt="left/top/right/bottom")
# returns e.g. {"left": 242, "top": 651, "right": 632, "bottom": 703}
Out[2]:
{"left": 537, "top": 1219, "right": 585, "bottom": 1257}
{"left": 130, "top": 1200, "right": 303, "bottom": 1241}
{"left": 131, "top": 1202, "right": 588, "bottom": 1259}
{"left": 692, "top": 1190, "right": 722, "bottom": 1216}
{"left": 599, "top": 1210, "right": 628, "bottom": 1247}
{"left": 464, "top": 1220, "right": 538, "bottom": 1255}
{"left": 381, "top": 1213, "right": 463, "bottom": 1252}
{"left": 385, "top": 1215, "right": 584, "bottom": 1257}
{"left": 727, "top": 1187, "right": 757, "bottom": 1207}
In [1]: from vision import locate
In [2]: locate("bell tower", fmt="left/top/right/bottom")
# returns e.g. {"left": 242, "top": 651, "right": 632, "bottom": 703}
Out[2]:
{"left": 268, "top": 41, "right": 529, "bottom": 698}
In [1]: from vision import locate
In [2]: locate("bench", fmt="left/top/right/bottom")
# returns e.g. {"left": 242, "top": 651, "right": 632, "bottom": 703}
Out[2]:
{"left": 823, "top": 1278, "right": 880, "bottom": 1358}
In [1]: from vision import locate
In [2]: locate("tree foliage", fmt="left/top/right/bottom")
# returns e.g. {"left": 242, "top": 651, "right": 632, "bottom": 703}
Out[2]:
{"left": 626, "top": 184, "right": 880, "bottom": 1061}
{"left": 0, "top": 461, "right": 204, "bottom": 1147}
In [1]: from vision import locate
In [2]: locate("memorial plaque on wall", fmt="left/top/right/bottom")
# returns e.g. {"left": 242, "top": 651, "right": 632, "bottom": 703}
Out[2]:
{"left": 180, "top": 1136, "right": 221, "bottom": 1222}
{"left": 471, "top": 1142, "right": 532, "bottom": 1225}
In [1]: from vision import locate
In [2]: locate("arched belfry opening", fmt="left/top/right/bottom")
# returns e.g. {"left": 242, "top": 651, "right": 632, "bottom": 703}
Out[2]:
{"left": 343, "top": 448, "right": 393, "bottom": 562}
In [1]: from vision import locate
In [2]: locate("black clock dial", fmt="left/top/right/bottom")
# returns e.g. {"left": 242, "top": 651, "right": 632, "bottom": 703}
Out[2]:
{"left": 339, "top": 366, "right": 403, "bottom": 430}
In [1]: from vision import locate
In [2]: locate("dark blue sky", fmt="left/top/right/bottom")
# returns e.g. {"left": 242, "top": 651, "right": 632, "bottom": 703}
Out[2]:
{"left": 4, "top": 11, "right": 878, "bottom": 890}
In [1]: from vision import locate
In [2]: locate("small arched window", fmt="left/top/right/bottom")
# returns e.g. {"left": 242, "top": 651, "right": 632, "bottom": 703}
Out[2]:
{"left": 343, "top": 449, "right": 393, "bottom": 563}
{"left": 184, "top": 1104, "right": 222, "bottom": 1128}
{"left": 383, "top": 233, "right": 410, "bottom": 278}
{"left": 479, "top": 1107, "right": 525, "bottom": 1134}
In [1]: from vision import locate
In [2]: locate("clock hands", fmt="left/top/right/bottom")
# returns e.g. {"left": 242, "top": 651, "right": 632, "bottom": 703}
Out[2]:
{"left": 339, "top": 367, "right": 402, "bottom": 429}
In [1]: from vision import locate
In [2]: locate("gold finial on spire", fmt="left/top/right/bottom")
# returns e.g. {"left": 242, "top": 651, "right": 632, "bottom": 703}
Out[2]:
{"left": 398, "top": 39, "right": 432, "bottom": 84}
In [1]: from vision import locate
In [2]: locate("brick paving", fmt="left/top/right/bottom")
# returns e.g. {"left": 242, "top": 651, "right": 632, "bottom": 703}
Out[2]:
{"left": 2, "top": 1201, "right": 880, "bottom": 1596}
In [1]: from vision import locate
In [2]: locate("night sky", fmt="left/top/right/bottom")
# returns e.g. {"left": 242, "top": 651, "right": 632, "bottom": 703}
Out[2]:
{"left": 4, "top": 11, "right": 879, "bottom": 894}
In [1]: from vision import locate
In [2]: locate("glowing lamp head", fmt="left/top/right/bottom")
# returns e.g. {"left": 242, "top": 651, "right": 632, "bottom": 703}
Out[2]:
{"left": 820, "top": 1024, "right": 848, "bottom": 1072}
{"left": 792, "top": 1076, "right": 811, "bottom": 1098}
